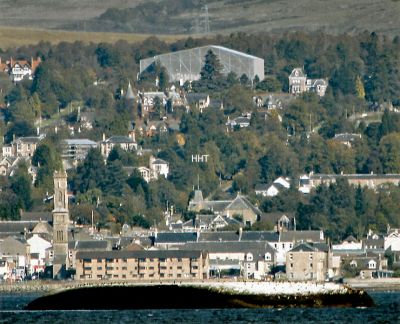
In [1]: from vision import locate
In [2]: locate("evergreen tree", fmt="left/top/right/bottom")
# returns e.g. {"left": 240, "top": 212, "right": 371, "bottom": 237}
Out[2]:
{"left": 158, "top": 67, "right": 169, "bottom": 90}
{"left": 75, "top": 148, "right": 106, "bottom": 193}
{"left": 101, "top": 160, "right": 127, "bottom": 196}
{"left": 200, "top": 50, "right": 223, "bottom": 82}
{"left": 11, "top": 163, "right": 33, "bottom": 210}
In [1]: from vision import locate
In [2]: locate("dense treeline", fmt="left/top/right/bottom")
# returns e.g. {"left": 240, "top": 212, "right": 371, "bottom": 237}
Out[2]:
{"left": 0, "top": 31, "right": 399, "bottom": 239}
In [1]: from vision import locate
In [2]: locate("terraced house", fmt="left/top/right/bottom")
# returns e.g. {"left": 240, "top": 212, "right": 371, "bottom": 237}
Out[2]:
{"left": 75, "top": 250, "right": 209, "bottom": 280}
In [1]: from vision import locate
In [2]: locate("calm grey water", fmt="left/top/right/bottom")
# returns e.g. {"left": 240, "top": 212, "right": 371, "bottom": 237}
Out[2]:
{"left": 0, "top": 291, "right": 399, "bottom": 323}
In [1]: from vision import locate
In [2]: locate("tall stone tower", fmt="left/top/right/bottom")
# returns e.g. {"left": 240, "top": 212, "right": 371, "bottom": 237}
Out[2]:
{"left": 52, "top": 170, "right": 70, "bottom": 279}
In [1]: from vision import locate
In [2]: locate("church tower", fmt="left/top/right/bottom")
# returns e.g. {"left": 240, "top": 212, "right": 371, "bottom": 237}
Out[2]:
{"left": 52, "top": 170, "right": 70, "bottom": 279}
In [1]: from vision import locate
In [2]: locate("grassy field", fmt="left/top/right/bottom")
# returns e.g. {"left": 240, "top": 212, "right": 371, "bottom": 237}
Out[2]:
{"left": 0, "top": 27, "right": 186, "bottom": 50}
{"left": 0, "top": 0, "right": 399, "bottom": 47}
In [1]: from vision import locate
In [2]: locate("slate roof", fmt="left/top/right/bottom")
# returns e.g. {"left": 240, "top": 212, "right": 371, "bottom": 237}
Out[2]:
{"left": 259, "top": 212, "right": 295, "bottom": 224}
{"left": 241, "top": 231, "right": 280, "bottom": 242}
{"left": 154, "top": 232, "right": 198, "bottom": 244}
{"left": 280, "top": 230, "right": 324, "bottom": 242}
{"left": 225, "top": 195, "right": 262, "bottom": 216}
{"left": 290, "top": 242, "right": 328, "bottom": 253}
{"left": 0, "top": 221, "right": 38, "bottom": 237}
{"left": 179, "top": 241, "right": 275, "bottom": 260}
{"left": 185, "top": 93, "right": 209, "bottom": 104}
{"left": 20, "top": 211, "right": 52, "bottom": 222}
{"left": 74, "top": 240, "right": 109, "bottom": 250}
{"left": 194, "top": 215, "right": 242, "bottom": 229}
{"left": 76, "top": 249, "right": 204, "bottom": 260}
{"left": 104, "top": 136, "right": 135, "bottom": 144}
{"left": 197, "top": 231, "right": 240, "bottom": 242}
{"left": 0, "top": 236, "right": 28, "bottom": 255}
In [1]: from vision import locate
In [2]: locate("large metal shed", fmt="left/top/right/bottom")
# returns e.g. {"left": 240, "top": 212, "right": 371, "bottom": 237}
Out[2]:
{"left": 140, "top": 45, "right": 264, "bottom": 84}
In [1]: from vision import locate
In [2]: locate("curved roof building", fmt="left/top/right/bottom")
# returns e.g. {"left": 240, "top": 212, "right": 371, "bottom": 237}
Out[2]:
{"left": 140, "top": 45, "right": 264, "bottom": 84}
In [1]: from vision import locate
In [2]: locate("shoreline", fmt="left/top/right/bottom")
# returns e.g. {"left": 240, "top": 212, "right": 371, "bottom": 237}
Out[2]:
{"left": 1, "top": 278, "right": 399, "bottom": 294}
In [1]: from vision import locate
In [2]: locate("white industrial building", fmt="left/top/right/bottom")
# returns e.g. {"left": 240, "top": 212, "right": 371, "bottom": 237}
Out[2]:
{"left": 140, "top": 45, "right": 264, "bottom": 85}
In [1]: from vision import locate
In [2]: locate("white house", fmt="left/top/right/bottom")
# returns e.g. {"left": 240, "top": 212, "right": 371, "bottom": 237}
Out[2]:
{"left": 255, "top": 177, "right": 291, "bottom": 197}
{"left": 332, "top": 235, "right": 363, "bottom": 251}
{"left": 27, "top": 234, "right": 52, "bottom": 274}
{"left": 150, "top": 156, "right": 169, "bottom": 178}
{"left": 384, "top": 229, "right": 400, "bottom": 251}
{"left": 137, "top": 156, "right": 169, "bottom": 183}
{"left": 289, "top": 67, "right": 328, "bottom": 97}
{"left": 100, "top": 133, "right": 137, "bottom": 158}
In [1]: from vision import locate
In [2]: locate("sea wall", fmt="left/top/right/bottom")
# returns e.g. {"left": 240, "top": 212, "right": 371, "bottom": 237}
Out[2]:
{"left": 344, "top": 278, "right": 400, "bottom": 290}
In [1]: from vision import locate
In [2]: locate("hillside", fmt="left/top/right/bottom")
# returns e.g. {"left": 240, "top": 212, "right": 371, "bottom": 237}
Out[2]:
{"left": 0, "top": 0, "right": 399, "bottom": 37}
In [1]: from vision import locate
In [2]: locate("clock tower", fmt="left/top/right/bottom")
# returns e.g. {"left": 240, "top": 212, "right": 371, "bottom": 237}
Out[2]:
{"left": 52, "top": 170, "right": 70, "bottom": 279}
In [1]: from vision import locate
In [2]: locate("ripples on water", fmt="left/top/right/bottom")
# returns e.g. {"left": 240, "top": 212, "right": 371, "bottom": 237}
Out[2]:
{"left": 0, "top": 291, "right": 399, "bottom": 323}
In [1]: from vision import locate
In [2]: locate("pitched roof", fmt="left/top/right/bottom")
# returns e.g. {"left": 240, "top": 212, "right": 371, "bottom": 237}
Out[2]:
{"left": 0, "top": 236, "right": 28, "bottom": 255}
{"left": 198, "top": 231, "right": 240, "bottom": 242}
{"left": 32, "top": 221, "right": 53, "bottom": 234}
{"left": 105, "top": 136, "right": 135, "bottom": 144}
{"left": 154, "top": 232, "right": 198, "bottom": 244}
{"left": 197, "top": 231, "right": 279, "bottom": 242}
{"left": 260, "top": 212, "right": 295, "bottom": 224}
{"left": 14, "top": 136, "right": 42, "bottom": 144}
{"left": 185, "top": 93, "right": 209, "bottom": 104}
{"left": 179, "top": 240, "right": 275, "bottom": 258}
{"left": 64, "top": 139, "right": 98, "bottom": 146}
{"left": 0, "top": 221, "right": 38, "bottom": 237}
{"left": 76, "top": 249, "right": 203, "bottom": 260}
{"left": 75, "top": 240, "right": 109, "bottom": 250}
{"left": 280, "top": 230, "right": 324, "bottom": 242}
{"left": 241, "top": 231, "right": 280, "bottom": 241}
{"left": 151, "top": 158, "right": 168, "bottom": 165}
{"left": 290, "top": 242, "right": 328, "bottom": 252}
{"left": 289, "top": 68, "right": 306, "bottom": 78}
{"left": 20, "top": 211, "right": 52, "bottom": 222}
{"left": 225, "top": 195, "right": 261, "bottom": 215}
